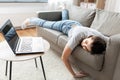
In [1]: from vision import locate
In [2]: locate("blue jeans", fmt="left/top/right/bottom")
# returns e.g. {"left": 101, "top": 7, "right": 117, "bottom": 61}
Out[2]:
{"left": 30, "top": 18, "right": 81, "bottom": 35}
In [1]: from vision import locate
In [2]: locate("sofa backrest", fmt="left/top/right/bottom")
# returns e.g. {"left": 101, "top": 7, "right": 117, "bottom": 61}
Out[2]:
{"left": 68, "top": 6, "right": 96, "bottom": 27}
{"left": 91, "top": 9, "right": 120, "bottom": 36}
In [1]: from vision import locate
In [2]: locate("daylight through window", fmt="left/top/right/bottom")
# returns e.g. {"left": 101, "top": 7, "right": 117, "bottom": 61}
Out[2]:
{"left": 0, "top": 0, "right": 48, "bottom": 3}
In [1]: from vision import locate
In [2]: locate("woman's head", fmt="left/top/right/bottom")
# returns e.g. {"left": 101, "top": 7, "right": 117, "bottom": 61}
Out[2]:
{"left": 81, "top": 35, "right": 106, "bottom": 55}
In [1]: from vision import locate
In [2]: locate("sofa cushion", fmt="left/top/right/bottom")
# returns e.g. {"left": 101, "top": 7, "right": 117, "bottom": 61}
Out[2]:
{"left": 72, "top": 46, "right": 104, "bottom": 71}
{"left": 91, "top": 9, "right": 120, "bottom": 36}
{"left": 57, "top": 35, "right": 68, "bottom": 49}
{"left": 68, "top": 6, "right": 95, "bottom": 27}
{"left": 42, "top": 28, "right": 63, "bottom": 44}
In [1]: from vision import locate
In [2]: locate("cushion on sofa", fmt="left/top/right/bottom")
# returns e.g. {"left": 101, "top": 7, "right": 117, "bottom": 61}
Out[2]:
{"left": 72, "top": 46, "right": 104, "bottom": 71}
{"left": 68, "top": 6, "right": 96, "bottom": 27}
{"left": 91, "top": 9, "right": 120, "bottom": 36}
{"left": 57, "top": 35, "right": 68, "bottom": 50}
{"left": 42, "top": 28, "right": 63, "bottom": 44}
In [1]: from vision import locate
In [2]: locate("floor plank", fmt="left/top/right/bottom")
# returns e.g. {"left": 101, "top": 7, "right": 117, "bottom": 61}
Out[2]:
{"left": 0, "top": 28, "right": 36, "bottom": 42}
{"left": 16, "top": 28, "right": 36, "bottom": 37}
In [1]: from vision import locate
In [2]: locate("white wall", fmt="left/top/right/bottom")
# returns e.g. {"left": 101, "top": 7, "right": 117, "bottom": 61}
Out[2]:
{"left": 0, "top": 0, "right": 74, "bottom": 28}
{"left": 0, "top": 3, "right": 49, "bottom": 27}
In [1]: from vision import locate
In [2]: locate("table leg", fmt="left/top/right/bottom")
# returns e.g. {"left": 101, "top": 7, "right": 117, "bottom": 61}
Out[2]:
{"left": 34, "top": 58, "right": 38, "bottom": 68}
{"left": 5, "top": 61, "right": 8, "bottom": 76}
{"left": 9, "top": 61, "right": 12, "bottom": 80}
{"left": 40, "top": 56, "right": 46, "bottom": 80}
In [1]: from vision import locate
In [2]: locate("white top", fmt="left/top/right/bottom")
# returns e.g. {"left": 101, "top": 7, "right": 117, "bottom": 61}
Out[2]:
{"left": 0, "top": 39, "right": 50, "bottom": 62}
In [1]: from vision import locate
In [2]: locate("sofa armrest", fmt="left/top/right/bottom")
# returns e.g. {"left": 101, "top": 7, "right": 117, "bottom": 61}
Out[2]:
{"left": 106, "top": 34, "right": 120, "bottom": 57}
{"left": 103, "top": 34, "right": 120, "bottom": 78}
{"left": 109, "top": 34, "right": 120, "bottom": 46}
{"left": 36, "top": 11, "right": 62, "bottom": 21}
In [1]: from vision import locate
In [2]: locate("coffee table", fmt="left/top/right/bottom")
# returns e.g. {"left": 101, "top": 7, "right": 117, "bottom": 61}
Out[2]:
{"left": 0, "top": 38, "right": 50, "bottom": 80}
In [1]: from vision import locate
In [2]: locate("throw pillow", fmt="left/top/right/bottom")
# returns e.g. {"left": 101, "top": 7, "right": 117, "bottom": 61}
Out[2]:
{"left": 91, "top": 9, "right": 120, "bottom": 36}
{"left": 68, "top": 6, "right": 96, "bottom": 27}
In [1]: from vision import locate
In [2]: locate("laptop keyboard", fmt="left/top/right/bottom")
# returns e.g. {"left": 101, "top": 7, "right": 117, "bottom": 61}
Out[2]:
{"left": 20, "top": 38, "right": 32, "bottom": 52}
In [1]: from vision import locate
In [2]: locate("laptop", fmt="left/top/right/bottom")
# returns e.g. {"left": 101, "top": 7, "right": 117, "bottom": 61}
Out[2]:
{"left": 0, "top": 19, "right": 44, "bottom": 55}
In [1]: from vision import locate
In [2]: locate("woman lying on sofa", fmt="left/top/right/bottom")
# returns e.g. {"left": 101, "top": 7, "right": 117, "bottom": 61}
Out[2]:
{"left": 22, "top": 17, "right": 108, "bottom": 78}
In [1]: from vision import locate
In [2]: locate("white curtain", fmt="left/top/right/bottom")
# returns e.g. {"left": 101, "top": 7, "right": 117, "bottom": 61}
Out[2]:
{"left": 48, "top": 0, "right": 73, "bottom": 10}
{"left": 114, "top": 0, "right": 120, "bottom": 12}
{"left": 105, "top": 0, "right": 120, "bottom": 12}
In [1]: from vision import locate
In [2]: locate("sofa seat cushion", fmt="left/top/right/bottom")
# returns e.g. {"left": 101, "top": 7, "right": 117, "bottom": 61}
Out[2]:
{"left": 57, "top": 35, "right": 68, "bottom": 50}
{"left": 72, "top": 46, "right": 104, "bottom": 71}
{"left": 42, "top": 28, "right": 63, "bottom": 44}
{"left": 91, "top": 9, "right": 120, "bottom": 36}
{"left": 68, "top": 6, "right": 96, "bottom": 27}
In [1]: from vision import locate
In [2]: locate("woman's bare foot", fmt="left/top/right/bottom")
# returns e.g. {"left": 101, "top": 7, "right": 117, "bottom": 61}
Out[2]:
{"left": 21, "top": 18, "right": 31, "bottom": 29}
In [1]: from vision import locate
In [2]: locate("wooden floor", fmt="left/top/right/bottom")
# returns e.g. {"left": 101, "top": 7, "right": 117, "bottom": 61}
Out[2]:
{"left": 0, "top": 28, "right": 36, "bottom": 41}
{"left": 17, "top": 27, "right": 36, "bottom": 37}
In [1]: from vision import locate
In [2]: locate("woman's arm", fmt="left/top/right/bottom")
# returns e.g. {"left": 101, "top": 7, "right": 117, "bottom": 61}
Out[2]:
{"left": 61, "top": 45, "right": 87, "bottom": 78}
{"left": 61, "top": 45, "right": 76, "bottom": 76}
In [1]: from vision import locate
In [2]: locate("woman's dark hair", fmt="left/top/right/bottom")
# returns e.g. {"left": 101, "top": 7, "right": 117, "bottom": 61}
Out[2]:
{"left": 90, "top": 36, "right": 106, "bottom": 55}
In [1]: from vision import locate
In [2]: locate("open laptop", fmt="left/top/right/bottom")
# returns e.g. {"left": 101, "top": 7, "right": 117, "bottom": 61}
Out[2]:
{"left": 0, "top": 19, "right": 44, "bottom": 55}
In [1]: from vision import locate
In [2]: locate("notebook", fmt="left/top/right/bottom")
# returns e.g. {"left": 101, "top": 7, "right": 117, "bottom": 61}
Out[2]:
{"left": 0, "top": 19, "right": 44, "bottom": 55}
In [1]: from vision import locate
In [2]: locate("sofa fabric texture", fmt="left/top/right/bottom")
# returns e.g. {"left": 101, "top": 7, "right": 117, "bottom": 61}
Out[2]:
{"left": 72, "top": 47, "right": 104, "bottom": 71}
{"left": 68, "top": 6, "right": 96, "bottom": 27}
{"left": 41, "top": 28, "right": 63, "bottom": 44}
{"left": 36, "top": 6, "right": 120, "bottom": 80}
{"left": 91, "top": 9, "right": 120, "bottom": 36}
{"left": 37, "top": 11, "right": 62, "bottom": 21}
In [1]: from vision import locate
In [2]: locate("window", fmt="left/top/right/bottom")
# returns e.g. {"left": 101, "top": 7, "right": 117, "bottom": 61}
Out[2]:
{"left": 0, "top": 0, "right": 48, "bottom": 3}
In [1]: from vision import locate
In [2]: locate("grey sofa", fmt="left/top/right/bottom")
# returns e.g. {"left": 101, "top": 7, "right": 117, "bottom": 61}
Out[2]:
{"left": 36, "top": 6, "right": 120, "bottom": 80}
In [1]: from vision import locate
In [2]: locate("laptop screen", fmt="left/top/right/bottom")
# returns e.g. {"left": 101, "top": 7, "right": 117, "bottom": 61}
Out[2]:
{"left": 0, "top": 19, "right": 19, "bottom": 52}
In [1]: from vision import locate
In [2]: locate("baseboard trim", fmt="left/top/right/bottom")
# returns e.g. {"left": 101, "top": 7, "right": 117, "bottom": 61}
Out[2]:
{"left": 15, "top": 26, "right": 36, "bottom": 30}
